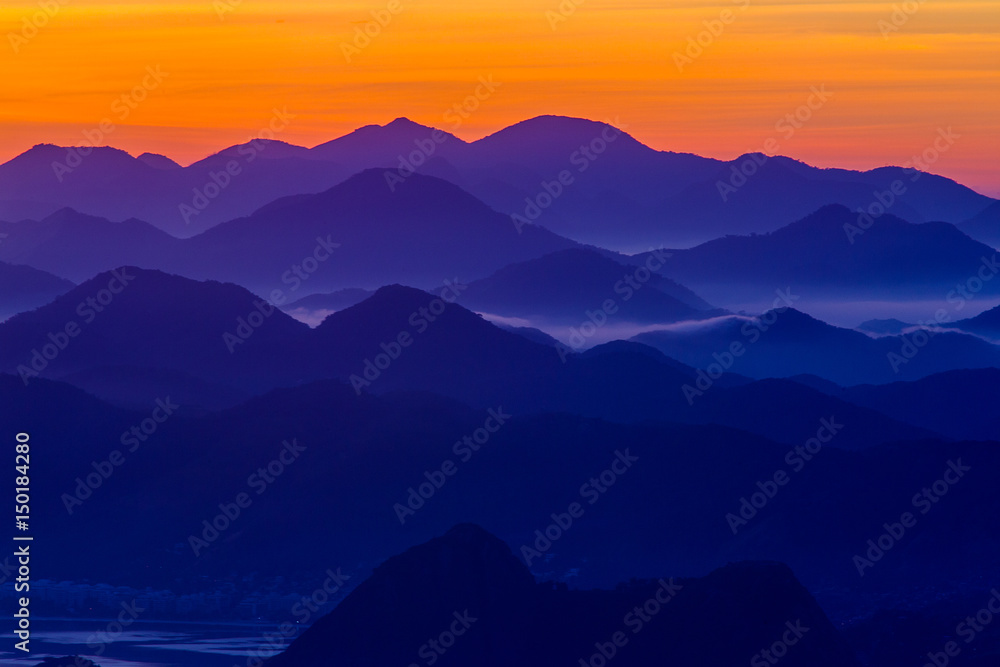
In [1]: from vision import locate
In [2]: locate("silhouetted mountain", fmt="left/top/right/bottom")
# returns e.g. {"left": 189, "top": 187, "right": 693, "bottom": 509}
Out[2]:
{"left": 633, "top": 204, "right": 1000, "bottom": 304}
{"left": 0, "top": 142, "right": 353, "bottom": 237}
{"left": 1, "top": 118, "right": 991, "bottom": 248}
{"left": 268, "top": 524, "right": 859, "bottom": 667}
{"left": 0, "top": 267, "right": 317, "bottom": 400}
{"left": 0, "top": 273, "right": 931, "bottom": 448}
{"left": 13, "top": 378, "right": 996, "bottom": 631}
{"left": 136, "top": 152, "right": 182, "bottom": 170}
{"left": 310, "top": 116, "right": 464, "bottom": 165}
{"left": 686, "top": 378, "right": 936, "bottom": 448}
{"left": 0, "top": 172, "right": 582, "bottom": 294}
{"left": 954, "top": 303, "right": 1000, "bottom": 339}
{"left": 313, "top": 285, "right": 929, "bottom": 447}
{"left": 0, "top": 208, "right": 182, "bottom": 282}
{"left": 494, "top": 323, "right": 561, "bottom": 347}
{"left": 167, "top": 170, "right": 581, "bottom": 293}
{"left": 647, "top": 156, "right": 994, "bottom": 249}
{"left": 811, "top": 369, "right": 1000, "bottom": 441}
{"left": 458, "top": 248, "right": 719, "bottom": 324}
{"left": 0, "top": 260, "right": 73, "bottom": 319}
{"left": 283, "top": 288, "right": 374, "bottom": 313}
{"left": 962, "top": 200, "right": 1000, "bottom": 248}
{"left": 633, "top": 307, "right": 1000, "bottom": 385}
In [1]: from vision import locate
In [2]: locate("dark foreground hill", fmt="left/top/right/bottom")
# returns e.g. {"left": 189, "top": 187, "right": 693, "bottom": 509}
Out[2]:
{"left": 267, "top": 524, "right": 859, "bottom": 667}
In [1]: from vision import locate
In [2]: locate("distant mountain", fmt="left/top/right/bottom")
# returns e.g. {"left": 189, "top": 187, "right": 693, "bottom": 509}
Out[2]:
{"left": 634, "top": 204, "right": 1000, "bottom": 305}
{"left": 0, "top": 260, "right": 73, "bottom": 320}
{"left": 954, "top": 303, "right": 1000, "bottom": 339}
{"left": 961, "top": 200, "right": 1000, "bottom": 248}
{"left": 268, "top": 524, "right": 859, "bottom": 667}
{"left": 808, "top": 369, "right": 1000, "bottom": 442}
{"left": 0, "top": 172, "right": 582, "bottom": 294}
{"left": 0, "top": 270, "right": 935, "bottom": 448}
{"left": 136, "top": 152, "right": 182, "bottom": 170}
{"left": 457, "top": 248, "right": 719, "bottom": 325}
{"left": 632, "top": 307, "right": 1000, "bottom": 386}
{"left": 313, "top": 285, "right": 933, "bottom": 447}
{"left": 283, "top": 288, "right": 374, "bottom": 313}
{"left": 310, "top": 116, "right": 465, "bottom": 165}
{"left": 1, "top": 117, "right": 992, "bottom": 247}
{"left": 0, "top": 142, "right": 353, "bottom": 237}
{"left": 0, "top": 267, "right": 318, "bottom": 401}
{"left": 167, "top": 170, "right": 580, "bottom": 293}
{"left": 0, "top": 208, "right": 182, "bottom": 282}
{"left": 644, "top": 155, "right": 994, "bottom": 249}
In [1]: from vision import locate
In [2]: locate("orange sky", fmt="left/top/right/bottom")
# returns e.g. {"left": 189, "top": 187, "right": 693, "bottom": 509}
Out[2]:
{"left": 1, "top": 0, "right": 998, "bottom": 195}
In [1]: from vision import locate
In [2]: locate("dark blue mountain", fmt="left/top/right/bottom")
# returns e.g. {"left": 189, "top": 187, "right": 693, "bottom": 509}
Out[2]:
{"left": 457, "top": 247, "right": 719, "bottom": 325}
{"left": 267, "top": 524, "right": 859, "bottom": 667}
{"left": 633, "top": 204, "right": 1000, "bottom": 305}
{"left": 633, "top": 307, "right": 1000, "bottom": 385}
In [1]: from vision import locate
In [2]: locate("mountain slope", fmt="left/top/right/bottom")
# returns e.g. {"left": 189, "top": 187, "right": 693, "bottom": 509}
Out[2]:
{"left": 632, "top": 307, "right": 1000, "bottom": 385}
{"left": 0, "top": 117, "right": 991, "bottom": 248}
{"left": 635, "top": 204, "right": 1000, "bottom": 304}
{"left": 268, "top": 524, "right": 859, "bottom": 667}
{"left": 457, "top": 247, "right": 718, "bottom": 325}
{"left": 0, "top": 267, "right": 317, "bottom": 398}
{"left": 169, "top": 169, "right": 580, "bottom": 293}
{"left": 0, "top": 260, "right": 73, "bottom": 320}
{"left": 0, "top": 208, "right": 182, "bottom": 282}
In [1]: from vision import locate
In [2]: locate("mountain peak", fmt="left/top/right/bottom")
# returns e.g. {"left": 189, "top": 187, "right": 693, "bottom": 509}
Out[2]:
{"left": 137, "top": 152, "right": 182, "bottom": 170}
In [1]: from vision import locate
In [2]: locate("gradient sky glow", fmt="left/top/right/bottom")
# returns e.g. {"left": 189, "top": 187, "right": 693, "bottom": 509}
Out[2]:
{"left": 2, "top": 0, "right": 998, "bottom": 195}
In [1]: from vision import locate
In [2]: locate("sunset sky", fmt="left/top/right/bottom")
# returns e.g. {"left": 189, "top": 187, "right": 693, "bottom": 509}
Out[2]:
{"left": 1, "top": 0, "right": 998, "bottom": 195}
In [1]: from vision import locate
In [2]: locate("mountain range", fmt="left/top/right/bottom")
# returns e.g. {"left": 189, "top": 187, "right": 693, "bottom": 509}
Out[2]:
{"left": 2, "top": 116, "right": 994, "bottom": 249}
{"left": 267, "top": 524, "right": 859, "bottom": 667}
{"left": 0, "top": 268, "right": 940, "bottom": 447}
